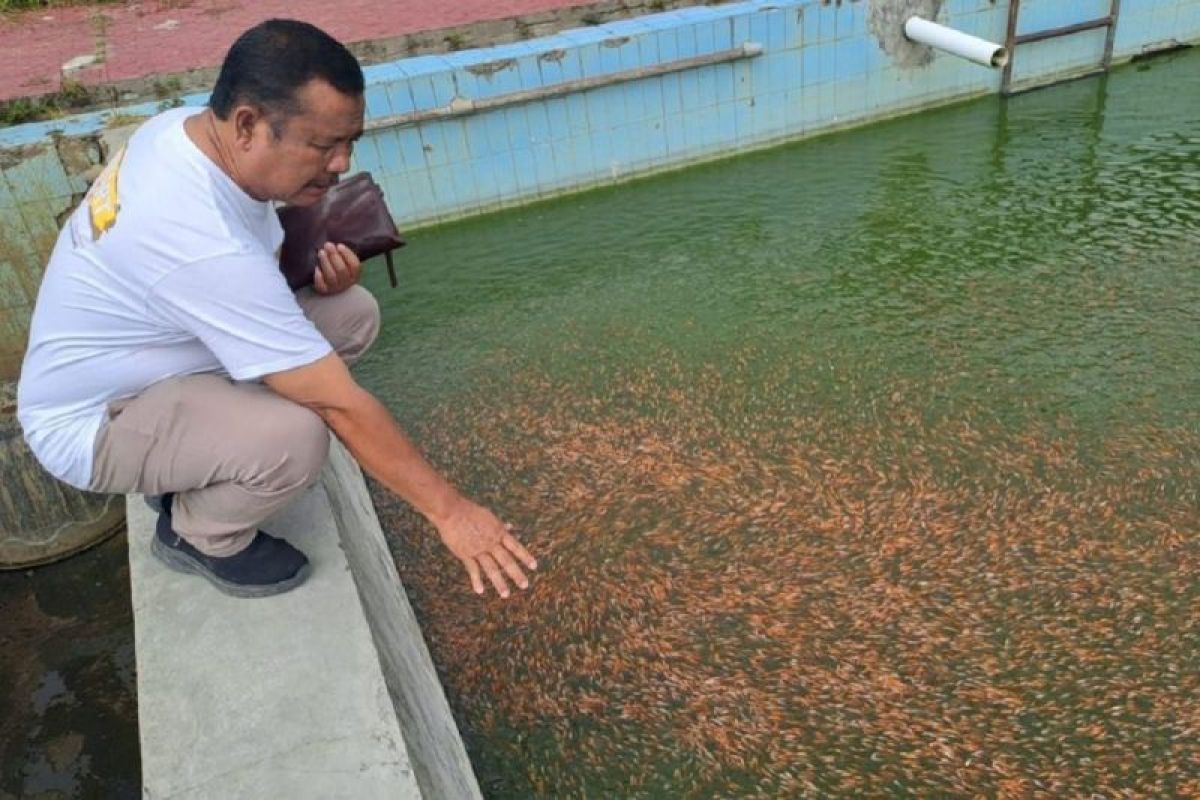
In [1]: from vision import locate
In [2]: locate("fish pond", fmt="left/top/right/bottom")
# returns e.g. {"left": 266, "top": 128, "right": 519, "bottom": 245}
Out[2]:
{"left": 360, "top": 48, "right": 1200, "bottom": 798}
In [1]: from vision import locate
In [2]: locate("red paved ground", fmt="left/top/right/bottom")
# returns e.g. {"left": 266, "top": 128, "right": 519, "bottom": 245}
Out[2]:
{"left": 0, "top": 0, "right": 591, "bottom": 103}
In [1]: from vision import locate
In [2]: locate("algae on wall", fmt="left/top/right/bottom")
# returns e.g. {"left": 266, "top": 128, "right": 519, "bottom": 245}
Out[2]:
{"left": 0, "top": 401, "right": 124, "bottom": 568}
{"left": 0, "top": 123, "right": 136, "bottom": 379}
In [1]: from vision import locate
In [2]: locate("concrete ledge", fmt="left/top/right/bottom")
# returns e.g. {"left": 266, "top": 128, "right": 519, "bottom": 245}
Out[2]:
{"left": 127, "top": 440, "right": 478, "bottom": 799}
{"left": 322, "top": 439, "right": 481, "bottom": 800}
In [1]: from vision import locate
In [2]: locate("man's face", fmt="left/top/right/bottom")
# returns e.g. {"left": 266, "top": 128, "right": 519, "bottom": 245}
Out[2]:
{"left": 238, "top": 78, "right": 365, "bottom": 206}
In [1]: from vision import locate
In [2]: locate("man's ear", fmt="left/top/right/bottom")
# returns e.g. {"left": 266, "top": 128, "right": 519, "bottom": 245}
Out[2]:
{"left": 230, "top": 105, "right": 263, "bottom": 150}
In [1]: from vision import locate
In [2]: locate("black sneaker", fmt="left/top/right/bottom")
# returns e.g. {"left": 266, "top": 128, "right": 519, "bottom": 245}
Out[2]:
{"left": 149, "top": 493, "right": 311, "bottom": 598}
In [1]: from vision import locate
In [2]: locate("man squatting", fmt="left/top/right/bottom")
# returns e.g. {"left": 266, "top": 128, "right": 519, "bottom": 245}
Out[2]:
{"left": 17, "top": 20, "right": 537, "bottom": 599}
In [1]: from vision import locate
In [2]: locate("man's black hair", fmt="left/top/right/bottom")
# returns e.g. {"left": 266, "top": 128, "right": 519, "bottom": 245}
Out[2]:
{"left": 209, "top": 19, "right": 364, "bottom": 133}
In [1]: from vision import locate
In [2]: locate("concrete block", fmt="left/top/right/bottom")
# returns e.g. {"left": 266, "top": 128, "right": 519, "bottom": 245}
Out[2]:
{"left": 128, "top": 440, "right": 477, "bottom": 799}
{"left": 321, "top": 439, "right": 481, "bottom": 800}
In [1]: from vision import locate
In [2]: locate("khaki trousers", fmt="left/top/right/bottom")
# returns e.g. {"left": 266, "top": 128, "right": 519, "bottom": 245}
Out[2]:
{"left": 88, "top": 286, "right": 380, "bottom": 556}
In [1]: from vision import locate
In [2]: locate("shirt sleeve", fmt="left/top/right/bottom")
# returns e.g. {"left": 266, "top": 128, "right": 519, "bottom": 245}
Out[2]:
{"left": 149, "top": 252, "right": 333, "bottom": 380}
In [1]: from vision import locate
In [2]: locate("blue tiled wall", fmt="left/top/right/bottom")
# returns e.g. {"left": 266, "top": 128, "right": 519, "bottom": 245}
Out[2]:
{"left": 336, "top": 0, "right": 1200, "bottom": 226}
{"left": 1, "top": 0, "right": 1199, "bottom": 374}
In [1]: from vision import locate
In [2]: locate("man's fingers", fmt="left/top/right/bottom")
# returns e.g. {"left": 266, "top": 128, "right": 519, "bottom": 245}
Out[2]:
{"left": 335, "top": 243, "right": 361, "bottom": 276}
{"left": 463, "top": 558, "right": 485, "bottom": 595}
{"left": 316, "top": 247, "right": 339, "bottom": 286}
{"left": 327, "top": 243, "right": 359, "bottom": 274}
{"left": 478, "top": 552, "right": 511, "bottom": 599}
{"left": 502, "top": 532, "right": 538, "bottom": 570}
{"left": 491, "top": 546, "right": 529, "bottom": 590}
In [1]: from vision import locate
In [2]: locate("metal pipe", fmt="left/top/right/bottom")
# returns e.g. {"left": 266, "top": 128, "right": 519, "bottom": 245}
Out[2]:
{"left": 904, "top": 16, "right": 1009, "bottom": 69}
{"left": 1102, "top": 0, "right": 1122, "bottom": 70}
{"left": 1014, "top": 16, "right": 1112, "bottom": 46}
{"left": 365, "top": 42, "right": 764, "bottom": 133}
{"left": 1001, "top": 0, "right": 1021, "bottom": 94}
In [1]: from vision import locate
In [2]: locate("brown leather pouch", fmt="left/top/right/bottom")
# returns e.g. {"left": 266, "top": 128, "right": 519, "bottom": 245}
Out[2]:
{"left": 277, "top": 172, "right": 405, "bottom": 290}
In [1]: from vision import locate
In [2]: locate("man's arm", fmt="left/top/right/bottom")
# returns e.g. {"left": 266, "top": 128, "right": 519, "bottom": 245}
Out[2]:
{"left": 265, "top": 353, "right": 536, "bottom": 598}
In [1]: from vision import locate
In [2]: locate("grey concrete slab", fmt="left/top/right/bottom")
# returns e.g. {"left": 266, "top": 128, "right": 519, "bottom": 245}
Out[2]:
{"left": 322, "top": 439, "right": 482, "bottom": 800}
{"left": 128, "top": 458, "right": 423, "bottom": 800}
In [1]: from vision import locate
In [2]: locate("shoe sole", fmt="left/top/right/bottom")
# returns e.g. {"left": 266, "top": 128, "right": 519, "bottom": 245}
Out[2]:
{"left": 151, "top": 535, "right": 311, "bottom": 599}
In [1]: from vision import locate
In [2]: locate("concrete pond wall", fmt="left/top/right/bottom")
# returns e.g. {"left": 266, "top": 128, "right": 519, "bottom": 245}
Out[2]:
{"left": 1, "top": 0, "right": 1198, "bottom": 378}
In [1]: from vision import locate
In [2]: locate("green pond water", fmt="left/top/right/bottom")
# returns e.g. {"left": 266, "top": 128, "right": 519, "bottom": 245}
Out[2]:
{"left": 360, "top": 49, "right": 1200, "bottom": 798}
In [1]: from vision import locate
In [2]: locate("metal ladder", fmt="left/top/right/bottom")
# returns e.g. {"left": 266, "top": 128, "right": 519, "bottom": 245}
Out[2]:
{"left": 1001, "top": 0, "right": 1122, "bottom": 95}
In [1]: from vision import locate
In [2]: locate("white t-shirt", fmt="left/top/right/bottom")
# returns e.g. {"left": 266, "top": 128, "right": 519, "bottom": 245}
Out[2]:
{"left": 17, "top": 108, "right": 332, "bottom": 489}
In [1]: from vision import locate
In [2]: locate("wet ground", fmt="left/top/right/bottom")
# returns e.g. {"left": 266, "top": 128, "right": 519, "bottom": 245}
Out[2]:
{"left": 361, "top": 48, "right": 1200, "bottom": 798}
{"left": 0, "top": 530, "right": 139, "bottom": 800}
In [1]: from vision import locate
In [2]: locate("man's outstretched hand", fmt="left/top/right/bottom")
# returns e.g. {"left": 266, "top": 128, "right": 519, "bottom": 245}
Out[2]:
{"left": 432, "top": 498, "right": 537, "bottom": 598}
{"left": 265, "top": 354, "right": 535, "bottom": 598}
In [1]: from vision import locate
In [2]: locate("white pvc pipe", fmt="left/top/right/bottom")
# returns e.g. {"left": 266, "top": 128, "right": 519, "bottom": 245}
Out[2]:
{"left": 904, "top": 16, "right": 1009, "bottom": 68}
